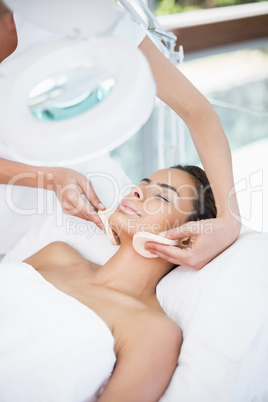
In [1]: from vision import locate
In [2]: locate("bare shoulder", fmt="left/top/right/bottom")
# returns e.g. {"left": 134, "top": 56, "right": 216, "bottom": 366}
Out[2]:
{"left": 136, "top": 310, "right": 182, "bottom": 361}
{"left": 117, "top": 307, "right": 182, "bottom": 357}
{"left": 23, "top": 241, "right": 86, "bottom": 271}
{"left": 136, "top": 309, "right": 182, "bottom": 347}
{"left": 99, "top": 308, "right": 182, "bottom": 401}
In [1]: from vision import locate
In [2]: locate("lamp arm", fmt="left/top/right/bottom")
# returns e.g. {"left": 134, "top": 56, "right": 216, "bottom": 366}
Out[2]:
{"left": 118, "top": 0, "right": 184, "bottom": 65}
{"left": 118, "top": 0, "right": 186, "bottom": 168}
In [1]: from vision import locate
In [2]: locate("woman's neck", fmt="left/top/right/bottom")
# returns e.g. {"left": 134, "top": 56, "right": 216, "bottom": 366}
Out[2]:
{"left": 91, "top": 239, "right": 172, "bottom": 302}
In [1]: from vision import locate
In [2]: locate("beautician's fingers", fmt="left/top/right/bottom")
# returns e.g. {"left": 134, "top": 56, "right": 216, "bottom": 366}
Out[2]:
{"left": 80, "top": 177, "right": 106, "bottom": 212}
{"left": 68, "top": 194, "right": 105, "bottom": 229}
{"left": 146, "top": 217, "right": 240, "bottom": 270}
{"left": 144, "top": 242, "right": 192, "bottom": 266}
{"left": 59, "top": 184, "right": 105, "bottom": 229}
{"left": 52, "top": 167, "right": 106, "bottom": 230}
{"left": 145, "top": 220, "right": 212, "bottom": 269}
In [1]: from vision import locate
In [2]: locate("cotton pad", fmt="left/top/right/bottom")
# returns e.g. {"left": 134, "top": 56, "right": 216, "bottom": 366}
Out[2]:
{"left": 98, "top": 208, "right": 120, "bottom": 246}
{"left": 132, "top": 231, "right": 189, "bottom": 258}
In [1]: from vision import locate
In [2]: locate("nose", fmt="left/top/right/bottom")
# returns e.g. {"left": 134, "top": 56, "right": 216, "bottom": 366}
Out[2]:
{"left": 130, "top": 185, "right": 144, "bottom": 200}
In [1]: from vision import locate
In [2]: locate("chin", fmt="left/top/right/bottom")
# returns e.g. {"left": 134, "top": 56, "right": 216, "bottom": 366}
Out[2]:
{"left": 109, "top": 211, "right": 136, "bottom": 236}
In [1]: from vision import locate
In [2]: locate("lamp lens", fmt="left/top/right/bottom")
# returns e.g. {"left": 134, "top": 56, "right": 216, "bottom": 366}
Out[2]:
{"left": 28, "top": 66, "right": 115, "bottom": 121}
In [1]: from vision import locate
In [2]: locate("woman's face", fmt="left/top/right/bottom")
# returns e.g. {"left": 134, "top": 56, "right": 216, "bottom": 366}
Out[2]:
{"left": 110, "top": 168, "right": 197, "bottom": 241}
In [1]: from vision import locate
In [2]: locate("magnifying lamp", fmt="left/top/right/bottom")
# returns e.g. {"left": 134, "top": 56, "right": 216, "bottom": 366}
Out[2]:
{"left": 0, "top": 0, "right": 156, "bottom": 166}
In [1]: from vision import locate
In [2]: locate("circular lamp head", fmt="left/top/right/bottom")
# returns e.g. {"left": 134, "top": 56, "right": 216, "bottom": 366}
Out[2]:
{"left": 0, "top": 37, "right": 156, "bottom": 166}
{"left": 4, "top": 0, "right": 118, "bottom": 37}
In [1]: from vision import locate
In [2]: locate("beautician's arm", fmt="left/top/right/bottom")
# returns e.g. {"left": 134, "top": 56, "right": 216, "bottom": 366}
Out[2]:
{"left": 98, "top": 312, "right": 181, "bottom": 402}
{"left": 0, "top": 157, "right": 105, "bottom": 229}
{"left": 139, "top": 36, "right": 241, "bottom": 269}
{"left": 0, "top": 6, "right": 106, "bottom": 228}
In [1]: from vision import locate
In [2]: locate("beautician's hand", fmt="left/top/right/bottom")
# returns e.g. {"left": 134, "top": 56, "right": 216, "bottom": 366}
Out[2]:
{"left": 144, "top": 217, "right": 241, "bottom": 270}
{"left": 52, "top": 167, "right": 106, "bottom": 230}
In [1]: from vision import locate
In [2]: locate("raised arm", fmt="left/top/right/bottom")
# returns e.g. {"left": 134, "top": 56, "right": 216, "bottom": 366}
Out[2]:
{"left": 139, "top": 36, "right": 241, "bottom": 269}
{"left": 98, "top": 312, "right": 182, "bottom": 402}
{"left": 0, "top": 157, "right": 105, "bottom": 229}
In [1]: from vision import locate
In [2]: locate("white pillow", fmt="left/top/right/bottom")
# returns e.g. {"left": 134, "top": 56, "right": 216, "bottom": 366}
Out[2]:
{"left": 157, "top": 230, "right": 268, "bottom": 402}
{"left": 157, "top": 230, "right": 268, "bottom": 358}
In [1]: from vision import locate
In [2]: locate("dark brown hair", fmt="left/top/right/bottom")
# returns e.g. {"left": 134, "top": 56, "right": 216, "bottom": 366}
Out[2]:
{"left": 171, "top": 164, "right": 217, "bottom": 222}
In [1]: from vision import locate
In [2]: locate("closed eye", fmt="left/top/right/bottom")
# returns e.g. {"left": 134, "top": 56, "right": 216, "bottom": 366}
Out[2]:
{"left": 156, "top": 194, "right": 169, "bottom": 202}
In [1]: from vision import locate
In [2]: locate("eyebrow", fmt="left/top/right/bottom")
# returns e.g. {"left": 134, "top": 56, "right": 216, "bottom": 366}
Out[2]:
{"left": 140, "top": 178, "right": 180, "bottom": 196}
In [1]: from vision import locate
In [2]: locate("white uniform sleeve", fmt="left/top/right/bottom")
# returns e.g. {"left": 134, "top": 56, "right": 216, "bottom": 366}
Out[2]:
{"left": 112, "top": 7, "right": 147, "bottom": 48}
{"left": 0, "top": 7, "right": 146, "bottom": 79}
{"left": 0, "top": 13, "right": 62, "bottom": 78}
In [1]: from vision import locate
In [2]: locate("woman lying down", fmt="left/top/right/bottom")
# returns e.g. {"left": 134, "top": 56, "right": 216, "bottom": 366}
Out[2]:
{"left": 0, "top": 164, "right": 216, "bottom": 402}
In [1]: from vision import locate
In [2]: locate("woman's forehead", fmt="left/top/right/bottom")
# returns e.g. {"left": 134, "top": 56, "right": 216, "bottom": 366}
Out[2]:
{"left": 148, "top": 168, "right": 193, "bottom": 186}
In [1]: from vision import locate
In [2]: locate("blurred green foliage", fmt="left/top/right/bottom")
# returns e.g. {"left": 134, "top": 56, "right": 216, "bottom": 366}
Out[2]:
{"left": 155, "top": 0, "right": 266, "bottom": 15}
{"left": 155, "top": 0, "right": 198, "bottom": 14}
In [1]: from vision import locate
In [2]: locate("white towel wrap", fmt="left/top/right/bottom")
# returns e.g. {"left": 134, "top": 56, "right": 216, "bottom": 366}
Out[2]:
{"left": 0, "top": 262, "right": 116, "bottom": 402}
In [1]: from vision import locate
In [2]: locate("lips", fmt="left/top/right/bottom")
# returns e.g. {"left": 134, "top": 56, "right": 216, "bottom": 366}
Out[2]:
{"left": 118, "top": 201, "right": 140, "bottom": 216}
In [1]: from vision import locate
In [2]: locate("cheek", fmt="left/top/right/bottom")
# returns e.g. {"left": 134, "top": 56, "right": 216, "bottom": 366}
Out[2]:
{"left": 139, "top": 207, "right": 180, "bottom": 233}
{"left": 109, "top": 212, "right": 158, "bottom": 237}
{"left": 139, "top": 215, "right": 167, "bottom": 234}
{"left": 162, "top": 213, "right": 184, "bottom": 231}
{"left": 174, "top": 198, "right": 194, "bottom": 220}
{"left": 109, "top": 212, "right": 138, "bottom": 235}
{"left": 161, "top": 202, "right": 193, "bottom": 230}
{"left": 142, "top": 199, "right": 166, "bottom": 215}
